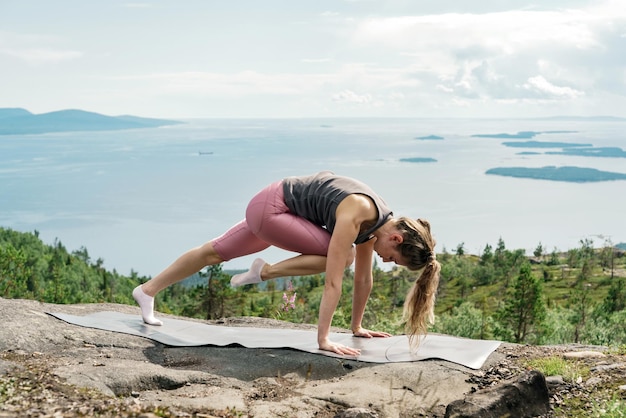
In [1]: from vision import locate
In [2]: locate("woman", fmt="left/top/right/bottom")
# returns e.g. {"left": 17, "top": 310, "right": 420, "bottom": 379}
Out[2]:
{"left": 133, "top": 171, "right": 441, "bottom": 356}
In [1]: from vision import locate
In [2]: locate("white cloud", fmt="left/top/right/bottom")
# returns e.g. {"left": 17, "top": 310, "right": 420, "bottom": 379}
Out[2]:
{"left": 353, "top": 9, "right": 606, "bottom": 54}
{"left": 332, "top": 89, "right": 372, "bottom": 104}
{"left": 387, "top": 92, "right": 405, "bottom": 100}
{"left": 341, "top": 1, "right": 624, "bottom": 112}
{"left": 0, "top": 31, "right": 82, "bottom": 64}
{"left": 2, "top": 1, "right": 624, "bottom": 118}
{"left": 0, "top": 47, "right": 82, "bottom": 64}
{"left": 123, "top": 3, "right": 152, "bottom": 8}
{"left": 301, "top": 58, "right": 332, "bottom": 63}
{"left": 523, "top": 75, "right": 584, "bottom": 99}
{"left": 106, "top": 62, "right": 420, "bottom": 99}
{"left": 105, "top": 71, "right": 337, "bottom": 97}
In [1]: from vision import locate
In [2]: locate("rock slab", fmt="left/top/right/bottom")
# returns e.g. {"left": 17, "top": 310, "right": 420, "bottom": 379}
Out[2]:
{"left": 444, "top": 370, "right": 550, "bottom": 418}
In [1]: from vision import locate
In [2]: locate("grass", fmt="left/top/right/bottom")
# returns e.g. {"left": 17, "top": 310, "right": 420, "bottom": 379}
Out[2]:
{"left": 555, "top": 391, "right": 626, "bottom": 418}
{"left": 589, "top": 397, "right": 626, "bottom": 418}
{"left": 607, "top": 344, "right": 626, "bottom": 356}
{"left": 523, "top": 356, "right": 590, "bottom": 382}
{"left": 524, "top": 354, "right": 626, "bottom": 418}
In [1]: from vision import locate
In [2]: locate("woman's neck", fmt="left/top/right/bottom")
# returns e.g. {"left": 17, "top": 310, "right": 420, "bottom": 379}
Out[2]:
{"left": 373, "top": 218, "right": 396, "bottom": 238}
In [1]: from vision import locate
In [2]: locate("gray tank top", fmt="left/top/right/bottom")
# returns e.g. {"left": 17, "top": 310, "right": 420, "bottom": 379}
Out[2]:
{"left": 282, "top": 171, "right": 393, "bottom": 244}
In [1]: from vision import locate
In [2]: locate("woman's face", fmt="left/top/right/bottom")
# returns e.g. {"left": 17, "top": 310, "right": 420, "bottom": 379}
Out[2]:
{"left": 374, "top": 233, "right": 407, "bottom": 266}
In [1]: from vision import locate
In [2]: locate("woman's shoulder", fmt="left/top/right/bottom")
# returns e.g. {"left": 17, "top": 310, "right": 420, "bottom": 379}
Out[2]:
{"left": 336, "top": 194, "right": 378, "bottom": 222}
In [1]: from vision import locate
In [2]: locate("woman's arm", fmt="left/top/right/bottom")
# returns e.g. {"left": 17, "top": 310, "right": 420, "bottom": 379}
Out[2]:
{"left": 316, "top": 194, "right": 375, "bottom": 356}
{"left": 351, "top": 240, "right": 392, "bottom": 339}
{"left": 351, "top": 240, "right": 374, "bottom": 333}
{"left": 317, "top": 212, "right": 360, "bottom": 355}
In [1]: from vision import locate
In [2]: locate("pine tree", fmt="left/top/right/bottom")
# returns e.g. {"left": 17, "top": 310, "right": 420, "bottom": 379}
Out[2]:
{"left": 496, "top": 263, "right": 546, "bottom": 343}
{"left": 0, "top": 244, "right": 30, "bottom": 297}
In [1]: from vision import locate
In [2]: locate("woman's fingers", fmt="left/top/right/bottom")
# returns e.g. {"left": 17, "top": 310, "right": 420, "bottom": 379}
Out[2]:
{"left": 319, "top": 330, "right": 392, "bottom": 357}
{"left": 335, "top": 344, "right": 361, "bottom": 356}
{"left": 354, "top": 328, "right": 392, "bottom": 338}
{"left": 320, "top": 340, "right": 361, "bottom": 357}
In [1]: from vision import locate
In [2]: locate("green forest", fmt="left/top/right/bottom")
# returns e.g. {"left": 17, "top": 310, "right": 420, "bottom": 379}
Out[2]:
{"left": 1, "top": 226, "right": 625, "bottom": 347}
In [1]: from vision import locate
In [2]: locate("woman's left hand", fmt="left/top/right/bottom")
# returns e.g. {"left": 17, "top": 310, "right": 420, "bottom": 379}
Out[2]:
{"left": 353, "top": 327, "right": 392, "bottom": 338}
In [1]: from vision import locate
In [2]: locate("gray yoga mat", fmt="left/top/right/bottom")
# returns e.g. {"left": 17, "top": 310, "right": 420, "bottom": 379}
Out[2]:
{"left": 48, "top": 311, "right": 500, "bottom": 369}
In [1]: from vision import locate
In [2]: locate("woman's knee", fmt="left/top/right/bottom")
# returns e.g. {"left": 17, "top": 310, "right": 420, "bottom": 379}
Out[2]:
{"left": 198, "top": 242, "right": 224, "bottom": 265}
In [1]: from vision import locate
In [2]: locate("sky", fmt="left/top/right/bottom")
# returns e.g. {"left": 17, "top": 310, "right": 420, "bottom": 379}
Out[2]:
{"left": 1, "top": 0, "right": 625, "bottom": 119}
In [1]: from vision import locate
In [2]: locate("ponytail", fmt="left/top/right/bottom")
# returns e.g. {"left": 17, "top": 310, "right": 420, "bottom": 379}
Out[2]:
{"left": 395, "top": 217, "right": 441, "bottom": 348}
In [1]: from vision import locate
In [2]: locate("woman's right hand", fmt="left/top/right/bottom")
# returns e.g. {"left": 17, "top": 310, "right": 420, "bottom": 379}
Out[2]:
{"left": 318, "top": 337, "right": 361, "bottom": 357}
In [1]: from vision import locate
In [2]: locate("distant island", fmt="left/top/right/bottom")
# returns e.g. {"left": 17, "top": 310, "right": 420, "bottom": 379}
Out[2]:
{"left": 531, "top": 115, "right": 626, "bottom": 122}
{"left": 0, "top": 108, "right": 182, "bottom": 135}
{"left": 472, "top": 130, "right": 577, "bottom": 139}
{"left": 399, "top": 157, "right": 437, "bottom": 163}
{"left": 546, "top": 147, "right": 626, "bottom": 158}
{"left": 415, "top": 135, "right": 444, "bottom": 140}
{"left": 501, "top": 141, "right": 626, "bottom": 158}
{"left": 486, "top": 166, "right": 626, "bottom": 183}
{"left": 502, "top": 141, "right": 592, "bottom": 148}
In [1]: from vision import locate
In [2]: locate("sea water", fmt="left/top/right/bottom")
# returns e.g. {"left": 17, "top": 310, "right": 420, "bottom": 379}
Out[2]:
{"left": 1, "top": 118, "right": 624, "bottom": 276}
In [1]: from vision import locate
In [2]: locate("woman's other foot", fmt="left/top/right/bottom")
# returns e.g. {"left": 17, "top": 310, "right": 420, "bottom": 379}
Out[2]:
{"left": 132, "top": 285, "right": 163, "bottom": 325}
{"left": 230, "top": 258, "right": 266, "bottom": 287}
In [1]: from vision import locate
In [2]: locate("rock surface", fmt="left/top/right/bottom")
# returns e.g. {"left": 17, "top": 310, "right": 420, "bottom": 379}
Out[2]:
{"left": 1, "top": 297, "right": 625, "bottom": 417}
{"left": 445, "top": 370, "right": 550, "bottom": 417}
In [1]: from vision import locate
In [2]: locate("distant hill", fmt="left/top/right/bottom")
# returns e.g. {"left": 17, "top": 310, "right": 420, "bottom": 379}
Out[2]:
{"left": 0, "top": 108, "right": 32, "bottom": 119}
{"left": 400, "top": 157, "right": 438, "bottom": 163}
{"left": 486, "top": 165, "right": 626, "bottom": 182}
{"left": 533, "top": 115, "right": 626, "bottom": 122}
{"left": 0, "top": 108, "right": 183, "bottom": 135}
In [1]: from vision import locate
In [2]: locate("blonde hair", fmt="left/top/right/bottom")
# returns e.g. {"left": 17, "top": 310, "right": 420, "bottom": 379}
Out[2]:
{"left": 395, "top": 217, "right": 441, "bottom": 348}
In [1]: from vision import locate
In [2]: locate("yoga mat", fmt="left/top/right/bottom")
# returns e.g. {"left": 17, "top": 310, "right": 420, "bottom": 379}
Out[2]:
{"left": 48, "top": 311, "right": 500, "bottom": 369}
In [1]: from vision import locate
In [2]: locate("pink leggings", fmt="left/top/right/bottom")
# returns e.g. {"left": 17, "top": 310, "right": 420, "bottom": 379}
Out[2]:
{"left": 211, "top": 181, "right": 332, "bottom": 261}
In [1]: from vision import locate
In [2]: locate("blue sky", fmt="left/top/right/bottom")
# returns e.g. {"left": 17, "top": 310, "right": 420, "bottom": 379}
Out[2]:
{"left": 1, "top": 0, "right": 625, "bottom": 118}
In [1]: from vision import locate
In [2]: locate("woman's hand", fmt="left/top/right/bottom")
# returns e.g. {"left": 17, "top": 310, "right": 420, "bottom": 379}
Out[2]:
{"left": 352, "top": 326, "right": 392, "bottom": 339}
{"left": 318, "top": 337, "right": 361, "bottom": 357}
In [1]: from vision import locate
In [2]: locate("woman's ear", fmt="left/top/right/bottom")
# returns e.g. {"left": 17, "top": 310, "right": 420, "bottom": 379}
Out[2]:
{"left": 391, "top": 232, "right": 404, "bottom": 244}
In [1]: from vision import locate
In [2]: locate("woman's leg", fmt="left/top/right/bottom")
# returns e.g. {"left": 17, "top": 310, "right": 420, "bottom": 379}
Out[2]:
{"left": 134, "top": 181, "right": 291, "bottom": 322}
{"left": 231, "top": 181, "right": 338, "bottom": 286}
{"left": 134, "top": 198, "right": 277, "bottom": 324}
{"left": 263, "top": 254, "right": 328, "bottom": 278}
{"left": 134, "top": 215, "right": 275, "bottom": 323}
{"left": 133, "top": 240, "right": 224, "bottom": 325}
{"left": 231, "top": 253, "right": 328, "bottom": 286}
{"left": 141, "top": 241, "right": 224, "bottom": 297}
{"left": 245, "top": 181, "right": 331, "bottom": 256}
